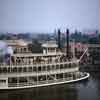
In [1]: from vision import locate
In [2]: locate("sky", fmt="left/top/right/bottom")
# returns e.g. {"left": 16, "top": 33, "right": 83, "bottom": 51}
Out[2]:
{"left": 0, "top": 0, "right": 100, "bottom": 33}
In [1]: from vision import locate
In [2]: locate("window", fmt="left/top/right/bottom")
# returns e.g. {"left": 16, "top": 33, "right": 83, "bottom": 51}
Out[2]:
{"left": 0, "top": 80, "right": 6, "bottom": 83}
{"left": 56, "top": 65, "right": 59, "bottom": 69}
{"left": 60, "top": 64, "right": 63, "bottom": 69}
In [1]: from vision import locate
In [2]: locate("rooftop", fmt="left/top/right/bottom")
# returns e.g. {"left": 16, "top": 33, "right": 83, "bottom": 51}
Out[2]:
{"left": 42, "top": 41, "right": 58, "bottom": 48}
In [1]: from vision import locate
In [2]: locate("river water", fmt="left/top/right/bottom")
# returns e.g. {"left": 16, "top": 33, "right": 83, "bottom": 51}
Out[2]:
{"left": 0, "top": 72, "right": 100, "bottom": 100}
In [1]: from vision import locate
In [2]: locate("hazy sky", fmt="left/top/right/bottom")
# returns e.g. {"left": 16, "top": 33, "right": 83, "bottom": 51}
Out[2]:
{"left": 0, "top": 0, "right": 100, "bottom": 33}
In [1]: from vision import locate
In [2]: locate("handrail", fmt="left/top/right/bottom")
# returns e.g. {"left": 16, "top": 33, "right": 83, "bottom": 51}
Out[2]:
{"left": 0, "top": 60, "right": 79, "bottom": 68}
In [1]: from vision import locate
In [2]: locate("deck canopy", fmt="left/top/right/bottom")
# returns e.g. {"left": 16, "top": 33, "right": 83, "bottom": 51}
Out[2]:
{"left": 42, "top": 41, "right": 58, "bottom": 54}
{"left": 42, "top": 41, "right": 58, "bottom": 48}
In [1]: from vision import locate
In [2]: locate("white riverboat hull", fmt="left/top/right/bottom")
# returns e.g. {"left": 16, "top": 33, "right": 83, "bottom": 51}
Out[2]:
{"left": 0, "top": 72, "right": 90, "bottom": 90}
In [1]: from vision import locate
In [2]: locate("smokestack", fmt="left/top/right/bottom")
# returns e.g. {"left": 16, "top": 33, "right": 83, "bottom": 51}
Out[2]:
{"left": 58, "top": 29, "right": 61, "bottom": 49}
{"left": 66, "top": 29, "right": 70, "bottom": 59}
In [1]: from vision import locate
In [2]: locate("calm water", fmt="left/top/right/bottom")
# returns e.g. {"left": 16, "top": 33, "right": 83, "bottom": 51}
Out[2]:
{"left": 0, "top": 72, "right": 100, "bottom": 100}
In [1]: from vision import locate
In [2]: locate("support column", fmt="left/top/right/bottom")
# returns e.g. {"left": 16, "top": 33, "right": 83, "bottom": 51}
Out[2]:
{"left": 47, "top": 48, "right": 48, "bottom": 54}
{"left": 30, "top": 58, "right": 33, "bottom": 65}
{"left": 14, "top": 56, "right": 16, "bottom": 65}
{"left": 36, "top": 65, "right": 39, "bottom": 85}
{"left": 46, "top": 64, "right": 48, "bottom": 83}
{"left": 54, "top": 64, "right": 57, "bottom": 81}
{"left": 27, "top": 77, "right": 29, "bottom": 85}
{"left": 27, "top": 47, "right": 29, "bottom": 53}
{"left": 26, "top": 58, "right": 28, "bottom": 64}
{"left": 55, "top": 48, "right": 56, "bottom": 53}
{"left": 59, "top": 64, "right": 60, "bottom": 70}
{"left": 25, "top": 58, "right": 28, "bottom": 72}
{"left": 17, "top": 77, "right": 19, "bottom": 87}
{"left": 63, "top": 64, "right": 65, "bottom": 80}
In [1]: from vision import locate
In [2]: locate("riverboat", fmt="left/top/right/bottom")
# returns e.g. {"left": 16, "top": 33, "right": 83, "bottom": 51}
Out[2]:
{"left": 0, "top": 29, "right": 89, "bottom": 90}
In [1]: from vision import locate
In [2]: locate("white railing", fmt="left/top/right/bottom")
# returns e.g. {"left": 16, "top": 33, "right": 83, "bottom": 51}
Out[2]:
{"left": 0, "top": 59, "right": 79, "bottom": 68}
{"left": 0, "top": 67, "right": 79, "bottom": 78}
{"left": 7, "top": 72, "right": 88, "bottom": 88}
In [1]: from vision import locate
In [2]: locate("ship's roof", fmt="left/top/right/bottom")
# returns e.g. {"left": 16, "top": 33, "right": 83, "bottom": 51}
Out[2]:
{"left": 5, "top": 39, "right": 28, "bottom": 47}
{"left": 42, "top": 41, "right": 58, "bottom": 48}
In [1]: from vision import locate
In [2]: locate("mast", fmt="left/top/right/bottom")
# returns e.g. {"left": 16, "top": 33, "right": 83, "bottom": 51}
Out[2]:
{"left": 72, "top": 39, "right": 75, "bottom": 60}
{"left": 58, "top": 29, "right": 61, "bottom": 49}
{"left": 66, "top": 29, "right": 70, "bottom": 59}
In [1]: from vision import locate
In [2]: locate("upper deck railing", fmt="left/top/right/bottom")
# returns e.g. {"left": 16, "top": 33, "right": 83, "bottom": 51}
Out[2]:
{"left": 0, "top": 59, "right": 79, "bottom": 68}
{"left": 12, "top": 52, "right": 64, "bottom": 57}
